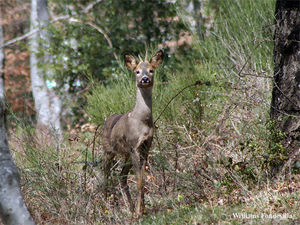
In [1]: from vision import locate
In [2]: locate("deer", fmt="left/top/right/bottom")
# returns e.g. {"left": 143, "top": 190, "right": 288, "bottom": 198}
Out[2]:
{"left": 102, "top": 50, "right": 163, "bottom": 216}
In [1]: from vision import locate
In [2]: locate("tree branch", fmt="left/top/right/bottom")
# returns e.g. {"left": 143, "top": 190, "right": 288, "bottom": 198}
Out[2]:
{"left": 1, "top": 15, "right": 70, "bottom": 48}
{"left": 1, "top": 0, "right": 104, "bottom": 48}
{"left": 85, "top": 21, "right": 119, "bottom": 62}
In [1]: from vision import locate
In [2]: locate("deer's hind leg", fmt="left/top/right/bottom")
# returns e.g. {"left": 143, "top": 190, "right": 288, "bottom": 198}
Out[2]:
{"left": 120, "top": 156, "right": 134, "bottom": 213}
{"left": 102, "top": 151, "right": 116, "bottom": 198}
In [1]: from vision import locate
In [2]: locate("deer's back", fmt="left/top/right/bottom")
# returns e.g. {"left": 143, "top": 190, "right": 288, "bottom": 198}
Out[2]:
{"left": 103, "top": 112, "right": 154, "bottom": 155}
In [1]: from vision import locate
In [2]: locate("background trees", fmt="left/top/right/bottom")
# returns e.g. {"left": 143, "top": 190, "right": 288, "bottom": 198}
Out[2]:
{"left": 30, "top": 0, "right": 62, "bottom": 136}
{"left": 3, "top": 0, "right": 188, "bottom": 127}
{"left": 47, "top": 0, "right": 187, "bottom": 87}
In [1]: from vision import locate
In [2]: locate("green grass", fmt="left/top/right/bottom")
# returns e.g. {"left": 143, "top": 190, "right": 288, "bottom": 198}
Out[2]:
{"left": 86, "top": 0, "right": 275, "bottom": 127}
{"left": 142, "top": 194, "right": 300, "bottom": 225}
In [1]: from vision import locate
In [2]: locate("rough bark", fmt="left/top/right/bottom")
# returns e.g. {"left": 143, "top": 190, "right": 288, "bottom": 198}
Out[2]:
{"left": 0, "top": 9, "right": 35, "bottom": 225}
{"left": 30, "top": 0, "right": 62, "bottom": 137}
{"left": 270, "top": 0, "right": 300, "bottom": 169}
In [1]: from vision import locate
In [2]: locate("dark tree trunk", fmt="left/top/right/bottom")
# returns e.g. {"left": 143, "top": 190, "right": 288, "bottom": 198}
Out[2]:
{"left": 270, "top": 0, "right": 300, "bottom": 172}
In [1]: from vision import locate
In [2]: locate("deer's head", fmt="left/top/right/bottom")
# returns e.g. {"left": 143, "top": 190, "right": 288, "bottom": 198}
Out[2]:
{"left": 124, "top": 50, "right": 164, "bottom": 88}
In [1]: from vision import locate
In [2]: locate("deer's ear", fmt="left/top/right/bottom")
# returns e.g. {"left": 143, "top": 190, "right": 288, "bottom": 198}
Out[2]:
{"left": 124, "top": 54, "right": 138, "bottom": 71}
{"left": 150, "top": 50, "right": 164, "bottom": 69}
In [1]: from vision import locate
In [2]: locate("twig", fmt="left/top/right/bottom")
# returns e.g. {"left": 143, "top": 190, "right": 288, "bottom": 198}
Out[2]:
{"left": 85, "top": 21, "right": 119, "bottom": 62}
{"left": 154, "top": 130, "right": 167, "bottom": 192}
{"left": 2, "top": 29, "right": 38, "bottom": 48}
{"left": 277, "top": 147, "right": 300, "bottom": 180}
{"left": 84, "top": 141, "right": 89, "bottom": 190}
{"left": 272, "top": 74, "right": 300, "bottom": 110}
{"left": 236, "top": 39, "right": 270, "bottom": 77}
{"left": 154, "top": 80, "right": 211, "bottom": 125}
{"left": 76, "top": 84, "right": 91, "bottom": 96}
{"left": 240, "top": 72, "right": 273, "bottom": 78}
{"left": 60, "top": 18, "right": 119, "bottom": 63}
{"left": 1, "top": 15, "right": 70, "bottom": 48}
{"left": 226, "top": 168, "right": 264, "bottom": 211}
{"left": 3, "top": 15, "right": 120, "bottom": 63}
{"left": 91, "top": 124, "right": 102, "bottom": 165}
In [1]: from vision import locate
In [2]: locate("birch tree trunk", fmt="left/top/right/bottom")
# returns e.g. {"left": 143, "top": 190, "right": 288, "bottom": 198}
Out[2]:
{"left": 0, "top": 9, "right": 35, "bottom": 225}
{"left": 270, "top": 0, "right": 300, "bottom": 173}
{"left": 30, "top": 0, "right": 62, "bottom": 137}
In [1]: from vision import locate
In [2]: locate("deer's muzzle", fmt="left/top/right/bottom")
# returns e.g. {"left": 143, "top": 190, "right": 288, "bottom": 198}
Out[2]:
{"left": 141, "top": 76, "right": 150, "bottom": 84}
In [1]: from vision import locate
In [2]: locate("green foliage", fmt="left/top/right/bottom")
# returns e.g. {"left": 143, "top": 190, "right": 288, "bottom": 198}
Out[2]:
{"left": 86, "top": 61, "right": 213, "bottom": 125}
{"left": 86, "top": 0, "right": 277, "bottom": 196}
{"left": 197, "top": 0, "right": 274, "bottom": 65}
{"left": 47, "top": 0, "right": 187, "bottom": 86}
{"left": 40, "top": 0, "right": 190, "bottom": 123}
{"left": 264, "top": 120, "right": 289, "bottom": 171}
{"left": 86, "top": 74, "right": 135, "bottom": 124}
{"left": 86, "top": 0, "right": 275, "bottom": 126}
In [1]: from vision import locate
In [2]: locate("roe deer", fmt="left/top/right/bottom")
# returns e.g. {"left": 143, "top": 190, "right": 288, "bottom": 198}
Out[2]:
{"left": 102, "top": 50, "right": 163, "bottom": 216}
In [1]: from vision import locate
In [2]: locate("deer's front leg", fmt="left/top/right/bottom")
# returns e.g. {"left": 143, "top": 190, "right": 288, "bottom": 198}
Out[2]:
{"left": 130, "top": 148, "right": 147, "bottom": 216}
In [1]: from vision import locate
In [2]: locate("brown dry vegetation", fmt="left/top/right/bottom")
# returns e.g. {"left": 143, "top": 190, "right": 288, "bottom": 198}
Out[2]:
{"left": 2, "top": 0, "right": 34, "bottom": 115}
{"left": 9, "top": 86, "right": 300, "bottom": 224}
{"left": 9, "top": 122, "right": 299, "bottom": 224}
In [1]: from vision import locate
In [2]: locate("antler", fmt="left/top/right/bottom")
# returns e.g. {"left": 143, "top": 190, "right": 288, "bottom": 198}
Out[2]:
{"left": 144, "top": 49, "right": 148, "bottom": 62}
{"left": 138, "top": 54, "right": 143, "bottom": 62}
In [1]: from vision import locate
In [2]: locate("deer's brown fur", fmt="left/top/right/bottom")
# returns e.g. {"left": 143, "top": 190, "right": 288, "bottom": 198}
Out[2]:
{"left": 102, "top": 50, "right": 163, "bottom": 216}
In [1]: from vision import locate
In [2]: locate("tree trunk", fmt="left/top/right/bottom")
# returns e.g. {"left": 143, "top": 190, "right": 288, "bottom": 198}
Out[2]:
{"left": 29, "top": 0, "right": 62, "bottom": 137}
{"left": 270, "top": 0, "right": 300, "bottom": 172}
{"left": 0, "top": 9, "right": 35, "bottom": 225}
{"left": 192, "top": 0, "right": 203, "bottom": 40}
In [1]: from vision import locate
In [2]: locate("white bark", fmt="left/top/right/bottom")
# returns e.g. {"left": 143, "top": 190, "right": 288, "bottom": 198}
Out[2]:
{"left": 0, "top": 9, "right": 35, "bottom": 225}
{"left": 30, "top": 0, "right": 62, "bottom": 137}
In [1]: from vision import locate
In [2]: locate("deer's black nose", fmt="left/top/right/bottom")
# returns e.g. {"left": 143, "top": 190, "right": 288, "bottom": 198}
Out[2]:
{"left": 141, "top": 76, "right": 150, "bottom": 83}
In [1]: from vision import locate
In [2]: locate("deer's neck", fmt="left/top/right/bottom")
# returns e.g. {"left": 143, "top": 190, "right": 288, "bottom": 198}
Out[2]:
{"left": 132, "top": 87, "right": 153, "bottom": 120}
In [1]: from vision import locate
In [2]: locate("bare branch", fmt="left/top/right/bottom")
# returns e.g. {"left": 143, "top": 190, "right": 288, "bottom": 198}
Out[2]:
{"left": 85, "top": 21, "right": 119, "bottom": 62}
{"left": 2, "top": 14, "right": 119, "bottom": 62}
{"left": 1, "top": 15, "right": 70, "bottom": 48}
{"left": 2, "top": 29, "right": 38, "bottom": 48}
{"left": 1, "top": 0, "right": 103, "bottom": 48}
{"left": 154, "top": 81, "right": 211, "bottom": 125}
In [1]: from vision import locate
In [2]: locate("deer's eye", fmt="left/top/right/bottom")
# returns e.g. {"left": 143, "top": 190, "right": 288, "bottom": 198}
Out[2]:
{"left": 136, "top": 71, "right": 140, "bottom": 75}
{"left": 149, "top": 70, "right": 154, "bottom": 73}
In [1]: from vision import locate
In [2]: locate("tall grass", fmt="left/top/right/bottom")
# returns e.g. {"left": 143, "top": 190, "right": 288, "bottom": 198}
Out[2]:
{"left": 87, "top": 0, "right": 275, "bottom": 126}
